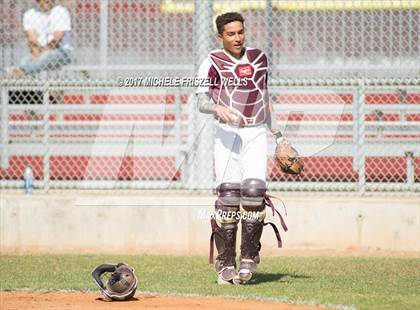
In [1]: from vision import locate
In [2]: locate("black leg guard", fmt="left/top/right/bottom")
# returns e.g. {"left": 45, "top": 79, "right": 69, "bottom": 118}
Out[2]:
{"left": 240, "top": 218, "right": 263, "bottom": 263}
{"left": 212, "top": 222, "right": 238, "bottom": 283}
{"left": 209, "top": 183, "right": 240, "bottom": 284}
{"left": 235, "top": 178, "right": 267, "bottom": 284}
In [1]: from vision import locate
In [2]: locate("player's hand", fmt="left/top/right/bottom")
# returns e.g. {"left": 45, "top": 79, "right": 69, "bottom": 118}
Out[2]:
{"left": 215, "top": 106, "right": 240, "bottom": 124}
{"left": 273, "top": 132, "right": 286, "bottom": 145}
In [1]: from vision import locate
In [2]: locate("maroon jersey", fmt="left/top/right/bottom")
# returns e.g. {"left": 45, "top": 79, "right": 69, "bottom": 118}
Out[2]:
{"left": 205, "top": 48, "right": 269, "bottom": 126}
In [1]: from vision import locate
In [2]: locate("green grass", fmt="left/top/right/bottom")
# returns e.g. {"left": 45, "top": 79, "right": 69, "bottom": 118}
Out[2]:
{"left": 1, "top": 254, "right": 419, "bottom": 309}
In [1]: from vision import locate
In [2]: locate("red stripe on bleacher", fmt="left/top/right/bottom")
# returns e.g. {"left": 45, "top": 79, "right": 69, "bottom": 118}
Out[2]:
{"left": 90, "top": 94, "right": 176, "bottom": 104}
{"left": 63, "top": 114, "right": 176, "bottom": 121}
{"left": 273, "top": 93, "right": 353, "bottom": 104}
{"left": 9, "top": 133, "right": 419, "bottom": 140}
{"left": 365, "top": 94, "right": 399, "bottom": 104}
{"left": 405, "top": 114, "right": 420, "bottom": 121}
{"left": 75, "top": 2, "right": 99, "bottom": 15}
{"left": 276, "top": 113, "right": 402, "bottom": 121}
{"left": 365, "top": 114, "right": 400, "bottom": 121}
{"left": 10, "top": 114, "right": 42, "bottom": 121}
{"left": 2, "top": 155, "right": 419, "bottom": 182}
{"left": 49, "top": 156, "right": 180, "bottom": 180}
{"left": 276, "top": 114, "right": 353, "bottom": 121}
{"left": 48, "top": 134, "right": 180, "bottom": 139}
{"left": 381, "top": 134, "right": 420, "bottom": 138}
{"left": 406, "top": 94, "right": 420, "bottom": 104}
{"left": 365, "top": 93, "right": 420, "bottom": 105}
{"left": 0, "top": 156, "right": 44, "bottom": 179}
{"left": 63, "top": 95, "right": 84, "bottom": 104}
{"left": 111, "top": 2, "right": 159, "bottom": 14}
{"left": 268, "top": 156, "right": 420, "bottom": 182}
{"left": 284, "top": 134, "right": 353, "bottom": 139}
{"left": 9, "top": 114, "right": 57, "bottom": 121}
{"left": 57, "top": 92, "right": 420, "bottom": 105}
{"left": 75, "top": 2, "right": 160, "bottom": 14}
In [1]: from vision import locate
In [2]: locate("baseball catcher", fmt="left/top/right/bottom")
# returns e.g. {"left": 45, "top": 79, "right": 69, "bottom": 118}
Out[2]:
{"left": 197, "top": 12, "right": 291, "bottom": 285}
{"left": 92, "top": 263, "right": 137, "bottom": 301}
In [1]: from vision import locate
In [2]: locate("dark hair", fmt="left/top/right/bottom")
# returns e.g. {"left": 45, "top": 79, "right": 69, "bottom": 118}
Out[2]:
{"left": 215, "top": 12, "right": 244, "bottom": 34}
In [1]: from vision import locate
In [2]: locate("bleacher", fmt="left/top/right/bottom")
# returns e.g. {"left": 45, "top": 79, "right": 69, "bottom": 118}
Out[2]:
{"left": 1, "top": 85, "right": 419, "bottom": 187}
{"left": 0, "top": 1, "right": 419, "bottom": 190}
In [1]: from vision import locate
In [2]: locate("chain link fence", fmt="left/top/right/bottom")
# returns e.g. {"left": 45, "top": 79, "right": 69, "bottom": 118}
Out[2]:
{"left": 1, "top": 0, "right": 419, "bottom": 78}
{"left": 1, "top": 0, "right": 419, "bottom": 192}
{"left": 1, "top": 79, "right": 419, "bottom": 192}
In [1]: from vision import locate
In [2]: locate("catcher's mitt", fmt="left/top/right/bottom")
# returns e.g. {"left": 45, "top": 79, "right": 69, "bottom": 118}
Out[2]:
{"left": 92, "top": 263, "right": 137, "bottom": 301}
{"left": 275, "top": 140, "right": 304, "bottom": 175}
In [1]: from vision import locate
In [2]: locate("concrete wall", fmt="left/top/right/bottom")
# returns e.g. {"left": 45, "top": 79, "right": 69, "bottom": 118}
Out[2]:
{"left": 1, "top": 191, "right": 419, "bottom": 255}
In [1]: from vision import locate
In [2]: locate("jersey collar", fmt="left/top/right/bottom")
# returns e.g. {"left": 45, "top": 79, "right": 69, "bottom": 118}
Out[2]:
{"left": 221, "top": 47, "right": 249, "bottom": 64}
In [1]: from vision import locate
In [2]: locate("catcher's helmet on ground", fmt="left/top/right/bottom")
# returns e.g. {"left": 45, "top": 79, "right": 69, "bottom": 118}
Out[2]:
{"left": 92, "top": 263, "right": 137, "bottom": 301}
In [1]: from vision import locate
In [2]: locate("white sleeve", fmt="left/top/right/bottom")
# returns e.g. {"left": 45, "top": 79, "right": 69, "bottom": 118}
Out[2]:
{"left": 51, "top": 6, "right": 71, "bottom": 32}
{"left": 196, "top": 58, "right": 213, "bottom": 94}
{"left": 23, "top": 10, "right": 34, "bottom": 31}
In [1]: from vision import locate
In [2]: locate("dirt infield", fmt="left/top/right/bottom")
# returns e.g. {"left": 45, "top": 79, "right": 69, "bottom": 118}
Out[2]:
{"left": 1, "top": 291, "right": 326, "bottom": 310}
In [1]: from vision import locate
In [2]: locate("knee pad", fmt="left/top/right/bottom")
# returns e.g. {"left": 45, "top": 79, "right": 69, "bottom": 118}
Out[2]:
{"left": 215, "top": 182, "right": 240, "bottom": 224}
{"left": 240, "top": 178, "right": 266, "bottom": 222}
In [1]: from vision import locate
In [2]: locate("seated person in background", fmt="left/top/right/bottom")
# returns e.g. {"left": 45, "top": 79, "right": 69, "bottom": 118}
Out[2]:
{"left": 8, "top": 0, "right": 73, "bottom": 78}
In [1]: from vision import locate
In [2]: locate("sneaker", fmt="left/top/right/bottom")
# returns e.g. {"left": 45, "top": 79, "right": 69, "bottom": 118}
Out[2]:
{"left": 235, "top": 258, "right": 259, "bottom": 284}
{"left": 216, "top": 266, "right": 237, "bottom": 285}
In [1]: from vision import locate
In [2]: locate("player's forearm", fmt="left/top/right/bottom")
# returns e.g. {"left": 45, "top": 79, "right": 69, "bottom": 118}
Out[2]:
{"left": 266, "top": 112, "right": 282, "bottom": 135}
{"left": 266, "top": 104, "right": 283, "bottom": 141}
{"left": 197, "top": 93, "right": 217, "bottom": 114}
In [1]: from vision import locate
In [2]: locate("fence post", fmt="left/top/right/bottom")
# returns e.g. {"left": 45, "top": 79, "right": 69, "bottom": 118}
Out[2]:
{"left": 42, "top": 85, "right": 50, "bottom": 192}
{"left": 192, "top": 0, "right": 214, "bottom": 191}
{"left": 265, "top": 0, "right": 273, "bottom": 72}
{"left": 100, "top": 0, "right": 108, "bottom": 79}
{"left": 174, "top": 87, "right": 185, "bottom": 188}
{"left": 405, "top": 151, "right": 414, "bottom": 189}
{"left": 1, "top": 87, "right": 9, "bottom": 170}
{"left": 356, "top": 80, "right": 366, "bottom": 194}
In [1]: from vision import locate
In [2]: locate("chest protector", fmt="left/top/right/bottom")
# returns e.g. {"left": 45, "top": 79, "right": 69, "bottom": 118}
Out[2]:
{"left": 208, "top": 48, "right": 269, "bottom": 126}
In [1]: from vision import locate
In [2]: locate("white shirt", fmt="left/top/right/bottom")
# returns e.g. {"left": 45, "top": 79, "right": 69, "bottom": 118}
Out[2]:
{"left": 23, "top": 5, "right": 72, "bottom": 50}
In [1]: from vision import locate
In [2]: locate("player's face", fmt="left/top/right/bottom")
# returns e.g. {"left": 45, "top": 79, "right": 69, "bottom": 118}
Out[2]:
{"left": 37, "top": 0, "right": 53, "bottom": 11}
{"left": 219, "top": 21, "right": 245, "bottom": 59}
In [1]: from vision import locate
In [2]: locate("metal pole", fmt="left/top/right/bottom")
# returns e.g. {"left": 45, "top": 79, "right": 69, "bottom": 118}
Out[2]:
{"left": 192, "top": 0, "right": 213, "bottom": 191}
{"left": 100, "top": 0, "right": 109, "bottom": 79}
{"left": 265, "top": 0, "right": 273, "bottom": 75}
{"left": 1, "top": 87, "right": 9, "bottom": 170}
{"left": 175, "top": 88, "right": 182, "bottom": 148}
{"left": 174, "top": 87, "right": 184, "bottom": 186}
{"left": 194, "top": 0, "right": 213, "bottom": 69}
{"left": 42, "top": 86, "right": 50, "bottom": 192}
{"left": 405, "top": 151, "right": 414, "bottom": 189}
{"left": 352, "top": 87, "right": 358, "bottom": 172}
{"left": 356, "top": 81, "right": 366, "bottom": 194}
